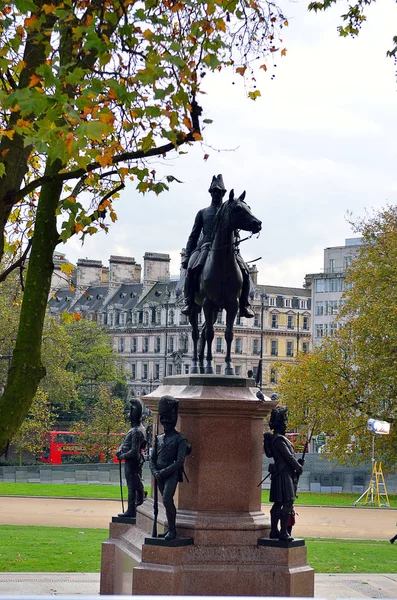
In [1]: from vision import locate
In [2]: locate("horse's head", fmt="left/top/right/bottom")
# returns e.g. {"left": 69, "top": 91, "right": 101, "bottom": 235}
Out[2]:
{"left": 228, "top": 190, "right": 262, "bottom": 234}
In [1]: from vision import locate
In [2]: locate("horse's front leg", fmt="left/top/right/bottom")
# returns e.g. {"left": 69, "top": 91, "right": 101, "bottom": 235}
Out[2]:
{"left": 203, "top": 299, "right": 215, "bottom": 374}
{"left": 198, "top": 322, "right": 206, "bottom": 374}
{"left": 189, "top": 305, "right": 200, "bottom": 374}
{"left": 224, "top": 301, "right": 238, "bottom": 375}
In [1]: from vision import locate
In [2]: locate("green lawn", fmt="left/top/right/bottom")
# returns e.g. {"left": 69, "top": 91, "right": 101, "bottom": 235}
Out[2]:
{"left": 0, "top": 525, "right": 396, "bottom": 573}
{"left": 1, "top": 483, "right": 397, "bottom": 507}
{"left": 306, "top": 538, "right": 397, "bottom": 573}
{"left": 0, "top": 525, "right": 107, "bottom": 572}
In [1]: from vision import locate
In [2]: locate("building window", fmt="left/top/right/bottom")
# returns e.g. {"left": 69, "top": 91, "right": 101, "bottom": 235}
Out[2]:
{"left": 287, "top": 315, "right": 293, "bottom": 329}
{"left": 156, "top": 310, "right": 161, "bottom": 325}
{"left": 329, "top": 258, "right": 335, "bottom": 272}
{"left": 271, "top": 314, "right": 278, "bottom": 329}
{"left": 253, "top": 339, "right": 260, "bottom": 355}
{"left": 168, "top": 309, "right": 174, "bottom": 325}
{"left": 235, "top": 338, "right": 242, "bottom": 354}
{"left": 254, "top": 313, "right": 260, "bottom": 327}
{"left": 176, "top": 364, "right": 181, "bottom": 375}
{"left": 184, "top": 364, "right": 190, "bottom": 375}
{"left": 216, "top": 337, "right": 223, "bottom": 353}
{"left": 120, "top": 313, "right": 126, "bottom": 326}
{"left": 142, "top": 363, "right": 148, "bottom": 380}
{"left": 328, "top": 300, "right": 338, "bottom": 315}
{"left": 343, "top": 256, "right": 352, "bottom": 269}
{"left": 329, "top": 278, "right": 339, "bottom": 292}
{"left": 180, "top": 313, "right": 189, "bottom": 325}
{"left": 167, "top": 364, "right": 173, "bottom": 376}
{"left": 216, "top": 365, "right": 222, "bottom": 375}
{"left": 300, "top": 299, "right": 307, "bottom": 310}
{"left": 315, "top": 279, "right": 325, "bottom": 293}
{"left": 131, "top": 364, "right": 136, "bottom": 379}
{"left": 286, "top": 341, "right": 294, "bottom": 357}
{"left": 217, "top": 311, "right": 223, "bottom": 325}
{"left": 108, "top": 312, "right": 113, "bottom": 327}
{"left": 302, "top": 342, "right": 309, "bottom": 354}
{"left": 315, "top": 324, "right": 327, "bottom": 338}
{"left": 270, "top": 368, "right": 277, "bottom": 384}
{"left": 155, "top": 363, "right": 160, "bottom": 380}
{"left": 155, "top": 336, "right": 161, "bottom": 353}
{"left": 144, "top": 311, "right": 149, "bottom": 325}
{"left": 198, "top": 312, "right": 202, "bottom": 324}
{"left": 143, "top": 337, "right": 149, "bottom": 353}
{"left": 269, "top": 297, "right": 276, "bottom": 307}
{"left": 118, "top": 337, "right": 124, "bottom": 353}
{"left": 303, "top": 316, "right": 309, "bottom": 330}
{"left": 131, "top": 337, "right": 137, "bottom": 353}
{"left": 329, "top": 323, "right": 337, "bottom": 336}
{"left": 180, "top": 336, "right": 188, "bottom": 353}
{"left": 285, "top": 298, "right": 291, "bottom": 308}
{"left": 168, "top": 336, "right": 174, "bottom": 353}
{"left": 315, "top": 301, "right": 325, "bottom": 316}
{"left": 236, "top": 312, "right": 241, "bottom": 325}
{"left": 252, "top": 366, "right": 258, "bottom": 381}
{"left": 138, "top": 311, "right": 143, "bottom": 324}
{"left": 235, "top": 365, "right": 241, "bottom": 376}
{"left": 271, "top": 340, "right": 278, "bottom": 356}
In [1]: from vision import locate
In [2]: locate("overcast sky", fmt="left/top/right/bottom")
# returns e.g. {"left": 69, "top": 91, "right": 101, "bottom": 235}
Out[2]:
{"left": 63, "top": 0, "right": 397, "bottom": 289}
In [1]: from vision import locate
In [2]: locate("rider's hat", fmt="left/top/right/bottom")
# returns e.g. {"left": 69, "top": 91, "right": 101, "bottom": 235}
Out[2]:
{"left": 208, "top": 174, "right": 226, "bottom": 193}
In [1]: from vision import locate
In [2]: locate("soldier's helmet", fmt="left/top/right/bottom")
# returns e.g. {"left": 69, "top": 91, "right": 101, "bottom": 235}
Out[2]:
{"left": 129, "top": 399, "right": 143, "bottom": 423}
{"left": 158, "top": 395, "right": 179, "bottom": 426}
{"left": 208, "top": 174, "right": 226, "bottom": 194}
{"left": 269, "top": 406, "right": 288, "bottom": 432}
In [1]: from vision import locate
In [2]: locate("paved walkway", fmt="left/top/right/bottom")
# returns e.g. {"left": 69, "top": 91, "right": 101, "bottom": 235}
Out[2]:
{"left": 0, "top": 496, "right": 396, "bottom": 539}
{"left": 0, "top": 573, "right": 397, "bottom": 597}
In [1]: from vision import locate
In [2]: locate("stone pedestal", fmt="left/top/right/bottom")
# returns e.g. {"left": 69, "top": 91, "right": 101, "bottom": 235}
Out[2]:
{"left": 100, "top": 375, "right": 314, "bottom": 596}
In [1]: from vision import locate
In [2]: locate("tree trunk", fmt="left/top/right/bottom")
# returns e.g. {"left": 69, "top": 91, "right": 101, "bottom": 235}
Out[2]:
{"left": 0, "top": 160, "right": 63, "bottom": 455}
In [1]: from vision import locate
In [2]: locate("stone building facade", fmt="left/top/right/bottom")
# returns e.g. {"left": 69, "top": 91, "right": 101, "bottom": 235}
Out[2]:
{"left": 49, "top": 254, "right": 312, "bottom": 398}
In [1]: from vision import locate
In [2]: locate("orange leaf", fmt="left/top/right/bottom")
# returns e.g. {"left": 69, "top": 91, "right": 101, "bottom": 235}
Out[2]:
{"left": 203, "top": 153, "right": 209, "bottom": 161}
{"left": 236, "top": 66, "right": 246, "bottom": 76}
{"left": 99, "top": 111, "right": 115, "bottom": 125}
{"left": 192, "top": 132, "right": 203, "bottom": 141}
{"left": 28, "top": 74, "right": 41, "bottom": 88}
{"left": 24, "top": 14, "right": 37, "bottom": 27}
{"left": 74, "top": 222, "right": 84, "bottom": 233}
{"left": 1, "top": 149, "right": 9, "bottom": 156}
{"left": 259, "top": 64, "right": 267, "bottom": 71}
{"left": 281, "top": 48, "right": 287, "bottom": 56}
{"left": 73, "top": 313, "right": 82, "bottom": 321}
{"left": 183, "top": 116, "right": 192, "bottom": 129}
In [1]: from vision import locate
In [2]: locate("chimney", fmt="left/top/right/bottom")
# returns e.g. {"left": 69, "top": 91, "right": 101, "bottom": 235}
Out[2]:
{"left": 143, "top": 252, "right": 170, "bottom": 286}
{"left": 249, "top": 264, "right": 258, "bottom": 286}
{"left": 109, "top": 256, "right": 140, "bottom": 283}
{"left": 77, "top": 259, "right": 102, "bottom": 288}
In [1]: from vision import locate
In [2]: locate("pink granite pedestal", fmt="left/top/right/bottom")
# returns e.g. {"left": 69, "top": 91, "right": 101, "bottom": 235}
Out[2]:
{"left": 100, "top": 375, "right": 314, "bottom": 596}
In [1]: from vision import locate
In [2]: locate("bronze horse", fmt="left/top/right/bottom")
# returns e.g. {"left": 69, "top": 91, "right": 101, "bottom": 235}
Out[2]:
{"left": 188, "top": 190, "right": 262, "bottom": 375}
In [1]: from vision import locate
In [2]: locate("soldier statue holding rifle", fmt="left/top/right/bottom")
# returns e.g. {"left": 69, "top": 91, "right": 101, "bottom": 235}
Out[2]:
{"left": 149, "top": 395, "right": 189, "bottom": 541}
{"left": 264, "top": 406, "right": 304, "bottom": 542}
{"left": 116, "top": 399, "right": 146, "bottom": 518}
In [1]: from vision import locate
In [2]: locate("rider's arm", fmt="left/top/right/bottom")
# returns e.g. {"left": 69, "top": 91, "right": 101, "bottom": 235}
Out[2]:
{"left": 185, "top": 210, "right": 203, "bottom": 259}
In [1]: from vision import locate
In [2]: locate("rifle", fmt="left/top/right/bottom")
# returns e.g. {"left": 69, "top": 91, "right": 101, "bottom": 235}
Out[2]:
{"left": 118, "top": 459, "right": 124, "bottom": 514}
{"left": 151, "top": 434, "right": 159, "bottom": 538}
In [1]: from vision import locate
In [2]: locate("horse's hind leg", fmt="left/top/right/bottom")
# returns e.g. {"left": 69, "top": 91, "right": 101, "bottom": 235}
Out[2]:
{"left": 189, "top": 305, "right": 200, "bottom": 374}
{"left": 225, "top": 301, "right": 238, "bottom": 375}
{"left": 203, "top": 300, "right": 216, "bottom": 374}
{"left": 198, "top": 322, "right": 206, "bottom": 374}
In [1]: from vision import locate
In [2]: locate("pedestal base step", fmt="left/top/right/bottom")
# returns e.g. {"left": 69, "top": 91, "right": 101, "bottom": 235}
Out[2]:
{"left": 112, "top": 516, "right": 136, "bottom": 525}
{"left": 258, "top": 537, "right": 305, "bottom": 548}
{"left": 144, "top": 536, "right": 194, "bottom": 547}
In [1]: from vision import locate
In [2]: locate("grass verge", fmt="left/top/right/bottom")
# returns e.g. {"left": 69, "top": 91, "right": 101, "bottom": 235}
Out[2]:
{"left": 0, "top": 525, "right": 107, "bottom": 572}
{"left": 1, "top": 525, "right": 396, "bottom": 573}
{"left": 306, "top": 537, "right": 397, "bottom": 573}
{"left": 1, "top": 483, "right": 396, "bottom": 508}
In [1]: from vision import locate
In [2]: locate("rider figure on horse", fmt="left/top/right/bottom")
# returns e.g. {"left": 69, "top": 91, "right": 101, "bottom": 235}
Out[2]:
{"left": 181, "top": 174, "right": 255, "bottom": 319}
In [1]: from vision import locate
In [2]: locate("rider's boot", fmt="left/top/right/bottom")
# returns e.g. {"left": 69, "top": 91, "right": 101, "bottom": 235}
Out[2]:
{"left": 279, "top": 511, "right": 294, "bottom": 542}
{"left": 181, "top": 270, "right": 194, "bottom": 315}
{"left": 239, "top": 271, "right": 255, "bottom": 318}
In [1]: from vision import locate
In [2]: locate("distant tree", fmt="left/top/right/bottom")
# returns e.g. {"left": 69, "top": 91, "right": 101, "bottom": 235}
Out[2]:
{"left": 66, "top": 320, "right": 126, "bottom": 419}
{"left": 0, "top": 0, "right": 288, "bottom": 454}
{"left": 73, "top": 385, "right": 128, "bottom": 463}
{"left": 278, "top": 206, "right": 397, "bottom": 466}
{"left": 11, "top": 390, "right": 56, "bottom": 465}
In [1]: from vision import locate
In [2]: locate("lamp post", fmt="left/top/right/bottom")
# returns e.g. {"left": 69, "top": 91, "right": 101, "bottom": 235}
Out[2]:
{"left": 258, "top": 292, "right": 267, "bottom": 391}
{"left": 296, "top": 311, "right": 300, "bottom": 356}
{"left": 163, "top": 287, "right": 170, "bottom": 378}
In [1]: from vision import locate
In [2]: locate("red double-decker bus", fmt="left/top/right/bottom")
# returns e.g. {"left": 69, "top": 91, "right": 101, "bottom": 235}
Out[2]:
{"left": 41, "top": 431, "right": 123, "bottom": 464}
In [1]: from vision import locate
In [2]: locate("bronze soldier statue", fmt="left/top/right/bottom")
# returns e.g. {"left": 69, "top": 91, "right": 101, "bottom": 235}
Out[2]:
{"left": 181, "top": 174, "right": 254, "bottom": 319}
{"left": 116, "top": 399, "right": 146, "bottom": 518}
{"left": 264, "top": 406, "right": 303, "bottom": 541}
{"left": 149, "top": 395, "right": 188, "bottom": 541}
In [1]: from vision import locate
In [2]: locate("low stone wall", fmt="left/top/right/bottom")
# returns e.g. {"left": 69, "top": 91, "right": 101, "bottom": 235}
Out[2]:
{"left": 1, "top": 456, "right": 396, "bottom": 494}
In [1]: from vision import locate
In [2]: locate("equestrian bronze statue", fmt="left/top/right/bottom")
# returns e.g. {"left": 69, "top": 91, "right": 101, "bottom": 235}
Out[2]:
{"left": 181, "top": 175, "right": 262, "bottom": 375}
